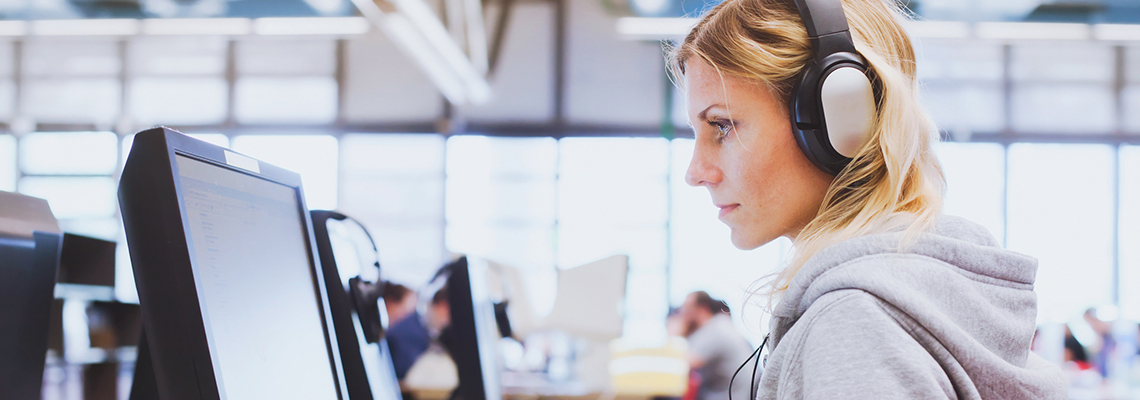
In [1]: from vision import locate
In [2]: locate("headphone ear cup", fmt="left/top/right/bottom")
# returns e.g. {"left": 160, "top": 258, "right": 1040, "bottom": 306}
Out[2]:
{"left": 819, "top": 66, "right": 876, "bottom": 158}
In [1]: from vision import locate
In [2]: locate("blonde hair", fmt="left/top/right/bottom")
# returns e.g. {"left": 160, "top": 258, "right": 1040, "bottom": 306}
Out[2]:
{"left": 668, "top": 0, "right": 945, "bottom": 306}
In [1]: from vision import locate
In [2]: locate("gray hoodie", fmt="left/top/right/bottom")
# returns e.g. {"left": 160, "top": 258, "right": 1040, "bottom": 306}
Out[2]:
{"left": 756, "top": 215, "right": 1067, "bottom": 399}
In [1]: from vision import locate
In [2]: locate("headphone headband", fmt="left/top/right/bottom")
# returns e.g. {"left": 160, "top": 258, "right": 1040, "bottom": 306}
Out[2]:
{"left": 792, "top": 0, "right": 850, "bottom": 38}
{"left": 787, "top": 0, "right": 877, "bottom": 175}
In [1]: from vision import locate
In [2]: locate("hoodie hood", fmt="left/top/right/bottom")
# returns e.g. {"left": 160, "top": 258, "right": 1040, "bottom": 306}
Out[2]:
{"left": 766, "top": 215, "right": 1066, "bottom": 399}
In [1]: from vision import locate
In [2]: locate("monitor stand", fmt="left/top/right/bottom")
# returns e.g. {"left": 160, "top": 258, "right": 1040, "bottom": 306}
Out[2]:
{"left": 128, "top": 330, "right": 159, "bottom": 400}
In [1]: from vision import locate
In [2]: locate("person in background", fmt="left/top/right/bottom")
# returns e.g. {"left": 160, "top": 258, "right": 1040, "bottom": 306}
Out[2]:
{"left": 383, "top": 283, "right": 417, "bottom": 327}
{"left": 386, "top": 285, "right": 449, "bottom": 381}
{"left": 680, "top": 291, "right": 754, "bottom": 400}
{"left": 1063, "top": 326, "right": 1092, "bottom": 371}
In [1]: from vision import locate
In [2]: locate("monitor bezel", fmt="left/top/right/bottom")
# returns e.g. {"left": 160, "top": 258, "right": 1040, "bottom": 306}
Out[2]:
{"left": 119, "top": 127, "right": 348, "bottom": 400}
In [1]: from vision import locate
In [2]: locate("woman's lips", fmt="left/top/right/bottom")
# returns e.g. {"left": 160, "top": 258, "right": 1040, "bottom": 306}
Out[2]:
{"left": 717, "top": 204, "right": 739, "bottom": 219}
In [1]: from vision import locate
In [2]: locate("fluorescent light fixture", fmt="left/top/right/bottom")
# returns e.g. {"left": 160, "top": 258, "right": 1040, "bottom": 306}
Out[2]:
{"left": 975, "top": 22, "right": 1090, "bottom": 41}
{"left": 142, "top": 18, "right": 251, "bottom": 35}
{"left": 31, "top": 19, "right": 139, "bottom": 36}
{"left": 0, "top": 21, "right": 27, "bottom": 36}
{"left": 616, "top": 17, "right": 698, "bottom": 40}
{"left": 253, "top": 17, "right": 371, "bottom": 35}
{"left": 906, "top": 20, "right": 970, "bottom": 39}
{"left": 350, "top": 0, "right": 491, "bottom": 104}
{"left": 1094, "top": 24, "right": 1140, "bottom": 42}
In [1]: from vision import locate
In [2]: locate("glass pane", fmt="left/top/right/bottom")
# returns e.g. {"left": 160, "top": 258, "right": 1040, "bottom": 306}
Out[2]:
{"left": 1011, "top": 44, "right": 1113, "bottom": 83}
{"left": 557, "top": 137, "right": 670, "bottom": 340}
{"left": 923, "top": 83, "right": 1004, "bottom": 133}
{"left": 23, "top": 40, "right": 120, "bottom": 76}
{"left": 917, "top": 42, "right": 1003, "bottom": 82}
{"left": 0, "top": 134, "right": 14, "bottom": 191}
{"left": 231, "top": 135, "right": 338, "bottom": 210}
{"left": 669, "top": 139, "right": 785, "bottom": 341}
{"left": 1122, "top": 84, "right": 1140, "bottom": 133}
{"left": 18, "top": 177, "right": 117, "bottom": 219}
{"left": 559, "top": 138, "right": 669, "bottom": 226}
{"left": 339, "top": 134, "right": 445, "bottom": 288}
{"left": 22, "top": 78, "right": 121, "bottom": 124}
{"left": 20, "top": 131, "right": 118, "bottom": 175}
{"left": 234, "top": 77, "right": 338, "bottom": 124}
{"left": 237, "top": 39, "right": 337, "bottom": 75}
{"left": 935, "top": 142, "right": 1005, "bottom": 243}
{"left": 341, "top": 134, "right": 445, "bottom": 174}
{"left": 129, "top": 36, "right": 228, "bottom": 76}
{"left": 129, "top": 77, "right": 228, "bottom": 126}
{"left": 1007, "top": 144, "right": 1114, "bottom": 323}
{"left": 445, "top": 136, "right": 558, "bottom": 226}
{"left": 0, "top": 41, "right": 13, "bottom": 77}
{"left": 1011, "top": 83, "right": 1114, "bottom": 134}
{"left": 1120, "top": 146, "right": 1140, "bottom": 321}
{"left": 0, "top": 79, "right": 15, "bottom": 121}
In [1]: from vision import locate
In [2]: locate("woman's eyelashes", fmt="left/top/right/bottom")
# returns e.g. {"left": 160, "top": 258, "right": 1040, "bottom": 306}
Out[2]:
{"left": 707, "top": 119, "right": 733, "bottom": 143}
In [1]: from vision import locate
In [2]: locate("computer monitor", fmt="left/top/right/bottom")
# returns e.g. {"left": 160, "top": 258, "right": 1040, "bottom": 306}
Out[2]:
{"left": 311, "top": 210, "right": 402, "bottom": 400}
{"left": 0, "top": 190, "right": 62, "bottom": 400}
{"left": 445, "top": 257, "right": 503, "bottom": 400}
{"left": 119, "top": 127, "right": 348, "bottom": 400}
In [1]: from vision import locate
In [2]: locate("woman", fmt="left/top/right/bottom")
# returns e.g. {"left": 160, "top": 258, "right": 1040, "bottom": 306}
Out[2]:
{"left": 669, "top": 0, "right": 1067, "bottom": 398}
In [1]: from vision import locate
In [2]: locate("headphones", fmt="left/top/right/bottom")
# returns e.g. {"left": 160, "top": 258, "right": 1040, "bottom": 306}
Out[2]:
{"left": 311, "top": 210, "right": 391, "bottom": 345}
{"left": 788, "top": 0, "right": 878, "bottom": 175}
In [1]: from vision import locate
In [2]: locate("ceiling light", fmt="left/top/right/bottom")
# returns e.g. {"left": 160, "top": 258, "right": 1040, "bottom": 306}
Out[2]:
{"left": 141, "top": 18, "right": 251, "bottom": 35}
{"left": 253, "top": 17, "right": 371, "bottom": 35}
{"left": 31, "top": 19, "right": 139, "bottom": 36}
{"left": 975, "top": 22, "right": 1090, "bottom": 41}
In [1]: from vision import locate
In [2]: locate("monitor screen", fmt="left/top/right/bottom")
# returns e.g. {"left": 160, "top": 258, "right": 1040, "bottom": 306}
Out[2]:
{"left": 176, "top": 154, "right": 339, "bottom": 400}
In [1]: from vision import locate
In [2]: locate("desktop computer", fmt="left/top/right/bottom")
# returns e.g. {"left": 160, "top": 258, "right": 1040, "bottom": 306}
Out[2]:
{"left": 445, "top": 257, "right": 504, "bottom": 400}
{"left": 0, "top": 190, "right": 63, "bottom": 400}
{"left": 120, "top": 127, "right": 349, "bottom": 400}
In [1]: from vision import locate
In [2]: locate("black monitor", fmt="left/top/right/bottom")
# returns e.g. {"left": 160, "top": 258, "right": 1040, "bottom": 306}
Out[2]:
{"left": 119, "top": 127, "right": 348, "bottom": 400}
{"left": 0, "top": 190, "right": 62, "bottom": 400}
{"left": 311, "top": 210, "right": 402, "bottom": 400}
{"left": 445, "top": 257, "right": 503, "bottom": 400}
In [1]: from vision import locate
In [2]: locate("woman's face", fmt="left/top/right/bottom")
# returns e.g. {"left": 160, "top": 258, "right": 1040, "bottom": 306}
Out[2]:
{"left": 683, "top": 59, "right": 833, "bottom": 249}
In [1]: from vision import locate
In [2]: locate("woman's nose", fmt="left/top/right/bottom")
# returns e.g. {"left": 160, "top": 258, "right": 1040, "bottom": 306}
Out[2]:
{"left": 685, "top": 146, "right": 721, "bottom": 187}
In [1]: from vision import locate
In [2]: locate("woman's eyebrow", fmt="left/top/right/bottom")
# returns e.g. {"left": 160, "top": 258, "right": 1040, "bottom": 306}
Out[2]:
{"left": 697, "top": 104, "right": 726, "bottom": 121}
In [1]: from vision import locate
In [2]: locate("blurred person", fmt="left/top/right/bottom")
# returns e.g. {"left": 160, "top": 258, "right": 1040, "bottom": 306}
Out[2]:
{"left": 386, "top": 285, "right": 450, "bottom": 381}
{"left": 383, "top": 283, "right": 417, "bottom": 327}
{"left": 669, "top": 0, "right": 1065, "bottom": 398}
{"left": 1063, "top": 327, "right": 1092, "bottom": 371}
{"left": 680, "top": 291, "right": 754, "bottom": 400}
{"left": 667, "top": 307, "right": 696, "bottom": 338}
{"left": 1082, "top": 308, "right": 1116, "bottom": 378}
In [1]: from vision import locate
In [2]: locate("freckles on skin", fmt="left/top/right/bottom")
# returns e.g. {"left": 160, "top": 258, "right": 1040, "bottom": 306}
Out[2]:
{"left": 683, "top": 58, "right": 832, "bottom": 249}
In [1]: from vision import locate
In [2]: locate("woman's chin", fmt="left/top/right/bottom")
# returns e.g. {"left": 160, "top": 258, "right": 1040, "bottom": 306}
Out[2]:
{"left": 729, "top": 229, "right": 770, "bottom": 250}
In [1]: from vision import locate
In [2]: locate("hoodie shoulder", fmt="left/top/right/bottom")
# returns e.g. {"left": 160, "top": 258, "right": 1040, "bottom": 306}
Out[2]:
{"left": 764, "top": 289, "right": 958, "bottom": 400}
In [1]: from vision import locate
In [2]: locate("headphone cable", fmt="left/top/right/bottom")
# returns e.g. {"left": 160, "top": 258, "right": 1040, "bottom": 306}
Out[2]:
{"left": 729, "top": 333, "right": 769, "bottom": 400}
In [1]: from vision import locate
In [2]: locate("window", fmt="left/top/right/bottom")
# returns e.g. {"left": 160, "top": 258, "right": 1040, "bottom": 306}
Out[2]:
{"left": 558, "top": 137, "right": 670, "bottom": 339}
{"left": 935, "top": 142, "right": 1006, "bottom": 243}
{"left": 1119, "top": 146, "right": 1140, "bottom": 321}
{"left": 20, "top": 131, "right": 118, "bottom": 175}
{"left": 0, "top": 134, "right": 14, "bottom": 192}
{"left": 446, "top": 135, "right": 559, "bottom": 315}
{"left": 339, "top": 134, "right": 446, "bottom": 286}
{"left": 1007, "top": 144, "right": 1115, "bottom": 322}
{"left": 231, "top": 135, "right": 339, "bottom": 210}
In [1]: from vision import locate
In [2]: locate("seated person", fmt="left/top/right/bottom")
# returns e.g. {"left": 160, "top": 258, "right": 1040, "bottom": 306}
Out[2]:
{"left": 679, "top": 291, "right": 754, "bottom": 400}
{"left": 385, "top": 285, "right": 449, "bottom": 381}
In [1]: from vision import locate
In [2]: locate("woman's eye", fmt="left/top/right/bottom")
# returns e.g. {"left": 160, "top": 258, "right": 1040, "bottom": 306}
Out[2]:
{"left": 708, "top": 120, "right": 732, "bottom": 141}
